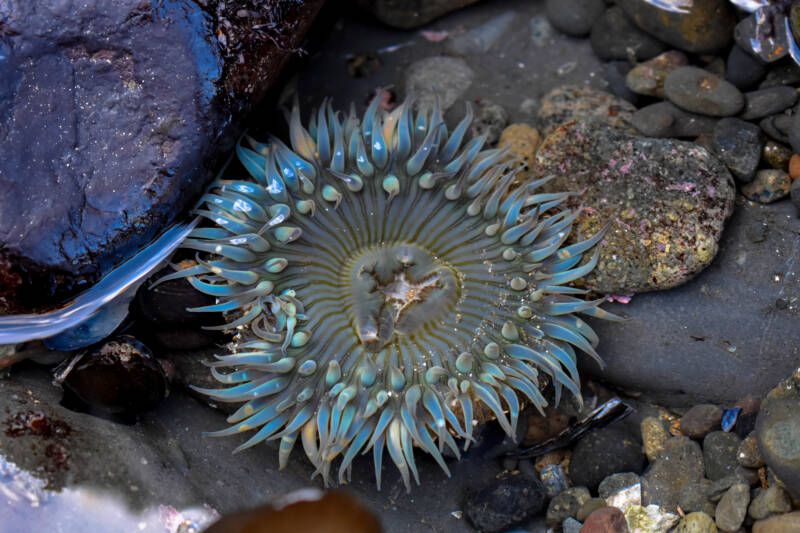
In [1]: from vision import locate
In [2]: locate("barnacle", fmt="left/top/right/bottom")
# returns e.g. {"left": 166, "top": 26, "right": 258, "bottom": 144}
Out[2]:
{"left": 163, "top": 93, "right": 620, "bottom": 490}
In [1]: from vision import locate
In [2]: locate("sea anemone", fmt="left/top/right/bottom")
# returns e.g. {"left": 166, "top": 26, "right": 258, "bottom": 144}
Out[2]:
{"left": 161, "top": 93, "right": 619, "bottom": 490}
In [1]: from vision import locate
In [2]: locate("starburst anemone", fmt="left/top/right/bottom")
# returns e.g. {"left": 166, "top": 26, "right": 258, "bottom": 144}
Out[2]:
{"left": 159, "top": 92, "right": 621, "bottom": 491}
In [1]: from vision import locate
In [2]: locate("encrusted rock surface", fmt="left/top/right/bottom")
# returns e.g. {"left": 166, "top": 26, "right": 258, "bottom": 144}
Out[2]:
{"left": 0, "top": 0, "right": 322, "bottom": 313}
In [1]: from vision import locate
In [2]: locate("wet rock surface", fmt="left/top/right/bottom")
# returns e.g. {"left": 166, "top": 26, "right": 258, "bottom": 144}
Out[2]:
{"left": 0, "top": 0, "right": 323, "bottom": 313}
{"left": 463, "top": 475, "right": 548, "bottom": 533}
{"left": 589, "top": 6, "right": 667, "bottom": 62}
{"left": 631, "top": 101, "right": 717, "bottom": 138}
{"left": 664, "top": 67, "right": 744, "bottom": 117}
{"left": 537, "top": 85, "right": 638, "bottom": 137}
{"left": 643, "top": 436, "right": 705, "bottom": 510}
{"left": 756, "top": 370, "right": 800, "bottom": 498}
{"left": 533, "top": 119, "right": 735, "bottom": 294}
{"left": 569, "top": 426, "right": 646, "bottom": 491}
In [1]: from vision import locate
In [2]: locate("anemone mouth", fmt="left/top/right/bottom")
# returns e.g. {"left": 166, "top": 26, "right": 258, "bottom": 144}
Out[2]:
{"left": 166, "top": 93, "right": 620, "bottom": 491}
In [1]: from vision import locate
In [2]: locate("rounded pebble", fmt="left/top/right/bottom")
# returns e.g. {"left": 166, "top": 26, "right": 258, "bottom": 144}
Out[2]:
{"left": 752, "top": 510, "right": 800, "bottom": 532}
{"left": 631, "top": 101, "right": 717, "bottom": 138}
{"left": 579, "top": 506, "right": 629, "bottom": 533}
{"left": 664, "top": 67, "right": 744, "bottom": 117}
{"left": 714, "top": 483, "right": 749, "bottom": 532}
{"left": 642, "top": 436, "right": 705, "bottom": 510}
{"left": 737, "top": 433, "right": 765, "bottom": 469}
{"left": 762, "top": 141, "right": 793, "bottom": 170}
{"left": 703, "top": 431, "right": 742, "bottom": 481}
{"left": 674, "top": 511, "right": 718, "bottom": 533}
{"left": 598, "top": 472, "right": 640, "bottom": 500}
{"left": 748, "top": 484, "right": 791, "bottom": 520}
{"left": 464, "top": 476, "right": 548, "bottom": 533}
{"left": 589, "top": 6, "right": 667, "bottom": 62}
{"left": 760, "top": 114, "right": 792, "bottom": 144}
{"left": 577, "top": 498, "right": 608, "bottom": 522}
{"left": 680, "top": 404, "right": 724, "bottom": 439}
{"left": 625, "top": 50, "right": 689, "bottom": 98}
{"left": 711, "top": 118, "right": 764, "bottom": 183}
{"left": 641, "top": 417, "right": 669, "bottom": 462}
{"left": 756, "top": 373, "right": 800, "bottom": 497}
{"left": 498, "top": 123, "right": 540, "bottom": 180}
{"left": 726, "top": 45, "right": 767, "bottom": 91}
{"left": 679, "top": 481, "right": 716, "bottom": 516}
{"left": 741, "top": 169, "right": 792, "bottom": 203}
{"left": 545, "top": 0, "right": 604, "bottom": 37}
{"left": 570, "top": 427, "right": 646, "bottom": 492}
{"left": 546, "top": 486, "right": 591, "bottom": 527}
{"left": 789, "top": 154, "right": 800, "bottom": 179}
{"left": 740, "top": 87, "right": 799, "bottom": 121}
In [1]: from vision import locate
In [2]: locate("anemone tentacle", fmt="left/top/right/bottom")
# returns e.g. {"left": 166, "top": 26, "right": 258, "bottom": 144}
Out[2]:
{"left": 172, "top": 92, "right": 621, "bottom": 491}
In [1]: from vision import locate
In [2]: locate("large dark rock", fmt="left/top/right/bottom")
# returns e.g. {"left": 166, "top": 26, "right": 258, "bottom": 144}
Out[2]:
{"left": 0, "top": 0, "right": 323, "bottom": 313}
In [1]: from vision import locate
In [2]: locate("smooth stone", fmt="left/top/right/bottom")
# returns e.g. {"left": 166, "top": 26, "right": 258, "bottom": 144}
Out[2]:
{"left": 679, "top": 481, "right": 716, "bottom": 516}
{"left": 545, "top": 0, "right": 604, "bottom": 37}
{"left": 642, "top": 436, "right": 705, "bottom": 510}
{"left": 791, "top": 153, "right": 800, "bottom": 178}
{"left": 752, "top": 512, "right": 800, "bottom": 533}
{"left": 740, "top": 87, "right": 799, "bottom": 121}
{"left": 598, "top": 473, "right": 641, "bottom": 500}
{"left": 546, "top": 486, "right": 592, "bottom": 527}
{"left": 734, "top": 14, "right": 789, "bottom": 64}
{"left": 626, "top": 50, "right": 689, "bottom": 98}
{"left": 725, "top": 44, "right": 767, "bottom": 91}
{"left": 577, "top": 498, "right": 608, "bottom": 522}
{"left": 534, "top": 119, "right": 735, "bottom": 294}
{"left": 564, "top": 517, "right": 583, "bottom": 533}
{"left": 354, "top": 0, "right": 479, "bottom": 29}
{"left": 617, "top": 0, "right": 735, "bottom": 54}
{"left": 674, "top": 512, "right": 718, "bottom": 533}
{"left": 681, "top": 404, "right": 724, "bottom": 440}
{"left": 714, "top": 483, "right": 749, "bottom": 532}
{"left": 704, "top": 432, "right": 743, "bottom": 481}
{"left": 664, "top": 67, "right": 744, "bottom": 117}
{"left": 756, "top": 370, "right": 800, "bottom": 497}
{"left": 446, "top": 11, "right": 516, "bottom": 55}
{"left": 762, "top": 140, "right": 793, "bottom": 170}
{"left": 537, "top": 85, "right": 638, "bottom": 137}
{"left": 404, "top": 56, "right": 474, "bottom": 112}
{"left": 579, "top": 507, "right": 630, "bottom": 533}
{"left": 464, "top": 476, "right": 549, "bottom": 533}
{"left": 0, "top": 0, "right": 322, "bottom": 313}
{"left": 708, "top": 473, "right": 751, "bottom": 502}
{"left": 748, "top": 484, "right": 791, "bottom": 520}
{"left": 738, "top": 433, "right": 766, "bottom": 469}
{"left": 624, "top": 504, "right": 679, "bottom": 533}
{"left": 642, "top": 417, "right": 669, "bottom": 462}
{"left": 469, "top": 100, "right": 509, "bottom": 145}
{"left": 589, "top": 7, "right": 667, "bottom": 62}
{"left": 741, "top": 169, "right": 792, "bottom": 203}
{"left": 631, "top": 101, "right": 717, "bottom": 138}
{"left": 569, "top": 427, "right": 646, "bottom": 492}
{"left": 759, "top": 114, "right": 792, "bottom": 144}
{"left": 712, "top": 118, "right": 764, "bottom": 183}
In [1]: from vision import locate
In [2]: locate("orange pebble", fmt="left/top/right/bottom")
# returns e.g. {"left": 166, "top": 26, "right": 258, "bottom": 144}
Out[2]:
{"left": 789, "top": 154, "right": 800, "bottom": 180}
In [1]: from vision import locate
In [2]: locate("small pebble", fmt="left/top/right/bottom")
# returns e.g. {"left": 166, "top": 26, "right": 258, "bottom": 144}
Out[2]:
{"left": 641, "top": 417, "right": 669, "bottom": 462}
{"left": 673, "top": 511, "right": 718, "bottom": 533}
{"left": 564, "top": 517, "right": 583, "bottom": 533}
{"left": 570, "top": 427, "right": 646, "bottom": 491}
{"left": 464, "top": 476, "right": 548, "bottom": 533}
{"left": 726, "top": 45, "right": 767, "bottom": 91}
{"left": 540, "top": 463, "right": 570, "bottom": 497}
{"left": 599, "top": 473, "right": 641, "bottom": 500}
{"left": 789, "top": 154, "right": 800, "bottom": 179}
{"left": 545, "top": 0, "right": 604, "bottom": 37}
{"left": 469, "top": 100, "right": 508, "bottom": 145}
{"left": 679, "top": 481, "right": 716, "bottom": 517}
{"left": 589, "top": 6, "right": 667, "bottom": 62}
{"left": 579, "top": 506, "right": 630, "bottom": 533}
{"left": 741, "top": 169, "right": 792, "bottom": 203}
{"left": 643, "top": 436, "right": 705, "bottom": 510}
{"left": 546, "top": 486, "right": 592, "bottom": 527}
{"left": 631, "top": 101, "right": 717, "bottom": 138}
{"left": 577, "top": 498, "right": 608, "bottom": 522}
{"left": 740, "top": 86, "right": 799, "bottom": 121}
{"left": 762, "top": 141, "right": 793, "bottom": 170}
{"left": 680, "top": 404, "right": 724, "bottom": 439}
{"left": 624, "top": 504, "right": 679, "bottom": 533}
{"left": 759, "top": 114, "right": 792, "bottom": 144}
{"left": 708, "top": 473, "right": 750, "bottom": 502}
{"left": 704, "top": 431, "right": 743, "bottom": 481}
{"left": 714, "top": 483, "right": 749, "bottom": 532}
{"left": 752, "top": 510, "right": 800, "bottom": 532}
{"left": 748, "top": 484, "right": 791, "bottom": 520}
{"left": 711, "top": 118, "right": 763, "bottom": 183}
{"left": 664, "top": 66, "right": 744, "bottom": 117}
{"left": 788, "top": 112, "right": 800, "bottom": 155}
{"left": 734, "top": 14, "right": 789, "bottom": 63}
{"left": 625, "top": 50, "right": 688, "bottom": 98}
{"left": 737, "top": 433, "right": 765, "bottom": 469}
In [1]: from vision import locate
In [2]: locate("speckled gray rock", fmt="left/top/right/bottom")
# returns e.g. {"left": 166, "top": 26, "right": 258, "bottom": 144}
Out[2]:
{"left": 738, "top": 433, "right": 765, "bottom": 469}
{"left": 643, "top": 436, "right": 705, "bottom": 510}
{"left": 355, "top": 0, "right": 480, "bottom": 29}
{"left": 756, "top": 370, "right": 800, "bottom": 498}
{"left": 740, "top": 87, "right": 799, "bottom": 121}
{"left": 708, "top": 473, "right": 751, "bottom": 502}
{"left": 617, "top": 0, "right": 735, "bottom": 54}
{"left": 674, "top": 512, "right": 718, "bottom": 533}
{"left": 598, "top": 472, "right": 641, "bottom": 500}
{"left": 741, "top": 169, "right": 792, "bottom": 204}
{"left": 680, "top": 481, "right": 716, "bottom": 516}
{"left": 570, "top": 427, "right": 646, "bottom": 492}
{"left": 590, "top": 7, "right": 667, "bottom": 61}
{"left": 642, "top": 417, "right": 669, "bottom": 462}
{"left": 760, "top": 114, "right": 792, "bottom": 144}
{"left": 626, "top": 50, "right": 689, "bottom": 99}
{"left": 748, "top": 485, "right": 791, "bottom": 520}
{"left": 404, "top": 56, "right": 475, "bottom": 112}
{"left": 537, "top": 85, "right": 638, "bottom": 137}
{"left": 546, "top": 486, "right": 591, "bottom": 527}
{"left": 726, "top": 45, "right": 767, "bottom": 91}
{"left": 545, "top": 0, "right": 604, "bottom": 37}
{"left": 734, "top": 13, "right": 789, "bottom": 64}
{"left": 464, "top": 476, "right": 549, "bottom": 533}
{"left": 533, "top": 119, "right": 735, "bottom": 294}
{"left": 681, "top": 404, "right": 724, "bottom": 439}
{"left": 712, "top": 118, "right": 764, "bottom": 183}
{"left": 469, "top": 100, "right": 509, "bottom": 145}
{"left": 714, "top": 483, "right": 749, "bottom": 532}
{"left": 704, "top": 432, "right": 742, "bottom": 481}
{"left": 445, "top": 11, "right": 516, "bottom": 55}
{"left": 753, "top": 512, "right": 800, "bottom": 533}
{"left": 631, "top": 101, "right": 717, "bottom": 138}
{"left": 664, "top": 67, "right": 744, "bottom": 117}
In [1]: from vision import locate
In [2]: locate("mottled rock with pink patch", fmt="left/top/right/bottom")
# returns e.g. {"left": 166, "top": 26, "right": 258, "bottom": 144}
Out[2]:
{"left": 532, "top": 119, "right": 735, "bottom": 294}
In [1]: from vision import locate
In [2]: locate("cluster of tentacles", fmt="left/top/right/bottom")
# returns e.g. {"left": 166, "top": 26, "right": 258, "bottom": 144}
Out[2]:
{"left": 161, "top": 93, "right": 620, "bottom": 491}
